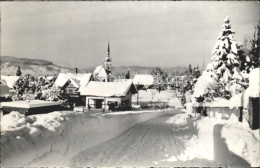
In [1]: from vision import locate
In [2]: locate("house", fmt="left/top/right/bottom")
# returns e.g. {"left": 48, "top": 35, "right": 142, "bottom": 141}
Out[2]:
{"left": 80, "top": 80, "right": 138, "bottom": 111}
{"left": 55, "top": 73, "right": 93, "bottom": 94}
{"left": 133, "top": 74, "right": 154, "bottom": 90}
{"left": 93, "top": 43, "right": 112, "bottom": 82}
{"left": 54, "top": 73, "right": 93, "bottom": 106}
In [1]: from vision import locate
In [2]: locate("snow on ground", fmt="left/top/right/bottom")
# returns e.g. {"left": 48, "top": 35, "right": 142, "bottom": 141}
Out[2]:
{"left": 132, "top": 89, "right": 182, "bottom": 108}
{"left": 165, "top": 112, "right": 260, "bottom": 167}
{"left": 0, "top": 89, "right": 181, "bottom": 166}
{"left": 201, "top": 67, "right": 259, "bottom": 109}
{"left": 166, "top": 113, "right": 188, "bottom": 125}
{"left": 221, "top": 123, "right": 260, "bottom": 166}
{"left": 0, "top": 109, "right": 173, "bottom": 166}
{"left": 192, "top": 68, "right": 260, "bottom": 108}
{"left": 105, "top": 108, "right": 173, "bottom": 115}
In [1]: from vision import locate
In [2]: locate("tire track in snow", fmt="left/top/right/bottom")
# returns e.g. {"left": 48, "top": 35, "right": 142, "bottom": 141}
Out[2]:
{"left": 135, "top": 127, "right": 151, "bottom": 161}
{"left": 70, "top": 112, "right": 179, "bottom": 166}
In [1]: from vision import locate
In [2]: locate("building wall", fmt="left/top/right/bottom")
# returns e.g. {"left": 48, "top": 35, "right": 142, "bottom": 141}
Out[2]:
{"left": 64, "top": 83, "right": 78, "bottom": 96}
{"left": 86, "top": 96, "right": 122, "bottom": 110}
{"left": 121, "top": 92, "right": 132, "bottom": 107}
{"left": 85, "top": 93, "right": 133, "bottom": 111}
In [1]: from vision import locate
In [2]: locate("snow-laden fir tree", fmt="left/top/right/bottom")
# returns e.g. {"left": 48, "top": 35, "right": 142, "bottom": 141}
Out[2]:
{"left": 193, "top": 16, "right": 249, "bottom": 102}
{"left": 210, "top": 16, "right": 249, "bottom": 97}
{"left": 249, "top": 21, "right": 260, "bottom": 68}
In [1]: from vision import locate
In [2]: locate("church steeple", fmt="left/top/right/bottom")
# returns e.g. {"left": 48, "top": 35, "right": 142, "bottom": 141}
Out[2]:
{"left": 104, "top": 43, "right": 112, "bottom": 74}
{"left": 107, "top": 43, "right": 110, "bottom": 58}
{"left": 106, "top": 43, "right": 111, "bottom": 62}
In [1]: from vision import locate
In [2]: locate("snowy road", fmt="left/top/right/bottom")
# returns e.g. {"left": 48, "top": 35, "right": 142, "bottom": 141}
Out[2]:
{"left": 70, "top": 112, "right": 250, "bottom": 167}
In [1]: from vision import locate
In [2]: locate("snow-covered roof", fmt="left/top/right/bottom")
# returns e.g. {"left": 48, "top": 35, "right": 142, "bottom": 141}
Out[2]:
{"left": 1, "top": 100, "right": 62, "bottom": 108}
{"left": 81, "top": 80, "right": 138, "bottom": 97}
{"left": 69, "top": 78, "right": 81, "bottom": 88}
{"left": 54, "top": 73, "right": 92, "bottom": 88}
{"left": 93, "top": 65, "right": 108, "bottom": 79}
{"left": 133, "top": 75, "right": 154, "bottom": 86}
{"left": 1, "top": 76, "right": 20, "bottom": 88}
{"left": 93, "top": 65, "right": 103, "bottom": 75}
{"left": 46, "top": 76, "right": 55, "bottom": 81}
{"left": 78, "top": 74, "right": 94, "bottom": 93}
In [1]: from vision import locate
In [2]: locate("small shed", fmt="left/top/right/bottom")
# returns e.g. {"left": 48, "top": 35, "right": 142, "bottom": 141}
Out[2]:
{"left": 81, "top": 80, "right": 138, "bottom": 111}
{"left": 1, "top": 100, "right": 62, "bottom": 115}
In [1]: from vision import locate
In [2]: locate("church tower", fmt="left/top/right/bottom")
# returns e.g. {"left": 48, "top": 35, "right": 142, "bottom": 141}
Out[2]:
{"left": 104, "top": 43, "right": 112, "bottom": 75}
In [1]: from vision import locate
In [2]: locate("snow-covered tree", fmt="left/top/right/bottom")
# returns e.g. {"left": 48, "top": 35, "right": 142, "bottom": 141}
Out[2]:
{"left": 188, "top": 64, "right": 193, "bottom": 75}
{"left": 16, "top": 66, "right": 22, "bottom": 76}
{"left": 125, "top": 70, "right": 130, "bottom": 79}
{"left": 249, "top": 21, "right": 260, "bottom": 68}
{"left": 12, "top": 75, "right": 68, "bottom": 104}
{"left": 210, "top": 16, "right": 248, "bottom": 96}
{"left": 151, "top": 67, "right": 168, "bottom": 91}
{"left": 192, "top": 65, "right": 201, "bottom": 79}
{"left": 193, "top": 16, "right": 249, "bottom": 102}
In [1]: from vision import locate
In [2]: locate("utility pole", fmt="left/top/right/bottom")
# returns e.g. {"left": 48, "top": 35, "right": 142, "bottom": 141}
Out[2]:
{"left": 137, "top": 82, "right": 139, "bottom": 105}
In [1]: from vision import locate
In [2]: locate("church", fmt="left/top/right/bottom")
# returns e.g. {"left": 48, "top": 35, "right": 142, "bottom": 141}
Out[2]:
{"left": 79, "top": 43, "right": 138, "bottom": 111}
{"left": 93, "top": 43, "right": 112, "bottom": 82}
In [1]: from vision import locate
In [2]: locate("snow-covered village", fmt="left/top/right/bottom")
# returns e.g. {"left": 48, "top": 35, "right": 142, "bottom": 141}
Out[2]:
{"left": 0, "top": 1, "right": 259, "bottom": 167}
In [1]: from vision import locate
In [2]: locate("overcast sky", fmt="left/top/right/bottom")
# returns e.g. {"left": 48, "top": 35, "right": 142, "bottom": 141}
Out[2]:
{"left": 1, "top": 1, "right": 259, "bottom": 68}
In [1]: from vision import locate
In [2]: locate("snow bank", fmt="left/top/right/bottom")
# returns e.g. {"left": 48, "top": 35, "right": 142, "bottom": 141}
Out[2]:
{"left": 166, "top": 113, "right": 188, "bottom": 125}
{"left": 176, "top": 116, "right": 225, "bottom": 161}
{"left": 1, "top": 109, "right": 172, "bottom": 166}
{"left": 191, "top": 68, "right": 259, "bottom": 110}
{"left": 105, "top": 108, "right": 173, "bottom": 115}
{"left": 166, "top": 113, "right": 259, "bottom": 166}
{"left": 248, "top": 68, "right": 260, "bottom": 97}
{"left": 1, "top": 112, "right": 28, "bottom": 130}
{"left": 133, "top": 90, "right": 182, "bottom": 108}
{"left": 222, "top": 123, "right": 260, "bottom": 167}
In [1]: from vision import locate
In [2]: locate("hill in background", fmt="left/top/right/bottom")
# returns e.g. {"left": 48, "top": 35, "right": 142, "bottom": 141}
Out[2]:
{"left": 1, "top": 56, "right": 187, "bottom": 77}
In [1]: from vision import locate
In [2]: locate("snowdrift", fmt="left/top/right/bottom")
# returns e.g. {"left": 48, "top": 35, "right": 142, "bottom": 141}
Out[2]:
{"left": 1, "top": 109, "right": 173, "bottom": 166}
{"left": 167, "top": 113, "right": 260, "bottom": 167}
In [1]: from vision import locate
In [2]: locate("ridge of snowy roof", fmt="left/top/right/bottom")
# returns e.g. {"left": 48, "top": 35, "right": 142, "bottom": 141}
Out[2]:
{"left": 54, "top": 73, "right": 92, "bottom": 88}
{"left": 80, "top": 80, "right": 137, "bottom": 97}
{"left": 93, "top": 65, "right": 104, "bottom": 75}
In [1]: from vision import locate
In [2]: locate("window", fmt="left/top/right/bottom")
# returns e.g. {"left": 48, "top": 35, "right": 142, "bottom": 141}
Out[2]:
{"left": 108, "top": 101, "right": 118, "bottom": 107}
{"left": 69, "top": 89, "right": 73, "bottom": 94}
